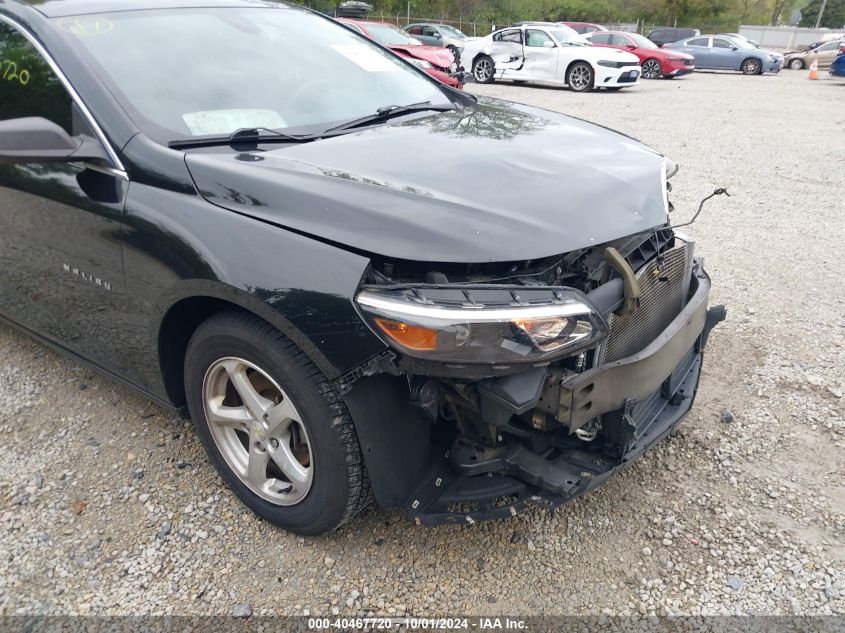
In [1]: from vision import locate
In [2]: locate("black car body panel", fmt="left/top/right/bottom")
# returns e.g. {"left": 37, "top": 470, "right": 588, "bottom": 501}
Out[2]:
{"left": 187, "top": 100, "right": 669, "bottom": 263}
{"left": 0, "top": 0, "right": 724, "bottom": 529}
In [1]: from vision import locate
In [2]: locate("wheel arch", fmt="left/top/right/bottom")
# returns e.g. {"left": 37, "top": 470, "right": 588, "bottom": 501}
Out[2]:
{"left": 156, "top": 283, "right": 339, "bottom": 410}
{"left": 564, "top": 59, "right": 593, "bottom": 86}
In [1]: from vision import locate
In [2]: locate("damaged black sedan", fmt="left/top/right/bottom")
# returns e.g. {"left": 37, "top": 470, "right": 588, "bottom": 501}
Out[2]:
{"left": 0, "top": 0, "right": 725, "bottom": 534}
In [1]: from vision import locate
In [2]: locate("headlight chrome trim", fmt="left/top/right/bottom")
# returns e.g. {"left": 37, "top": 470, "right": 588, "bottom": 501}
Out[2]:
{"left": 355, "top": 286, "right": 609, "bottom": 364}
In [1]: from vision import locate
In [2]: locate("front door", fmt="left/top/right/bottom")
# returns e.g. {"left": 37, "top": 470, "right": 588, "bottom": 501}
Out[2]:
{"left": 710, "top": 37, "right": 738, "bottom": 69}
{"left": 0, "top": 20, "right": 128, "bottom": 368}
{"left": 521, "top": 29, "right": 559, "bottom": 81}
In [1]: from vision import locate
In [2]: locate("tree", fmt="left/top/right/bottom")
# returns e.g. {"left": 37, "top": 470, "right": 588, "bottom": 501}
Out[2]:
{"left": 799, "top": 0, "right": 845, "bottom": 26}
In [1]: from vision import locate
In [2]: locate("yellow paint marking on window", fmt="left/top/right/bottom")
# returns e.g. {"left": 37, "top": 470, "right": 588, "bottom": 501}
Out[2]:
{"left": 1, "top": 60, "right": 30, "bottom": 85}
{"left": 57, "top": 17, "right": 114, "bottom": 36}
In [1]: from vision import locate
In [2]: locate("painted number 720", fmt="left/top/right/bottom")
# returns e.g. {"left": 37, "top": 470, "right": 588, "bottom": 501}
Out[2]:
{"left": 1, "top": 60, "right": 30, "bottom": 85}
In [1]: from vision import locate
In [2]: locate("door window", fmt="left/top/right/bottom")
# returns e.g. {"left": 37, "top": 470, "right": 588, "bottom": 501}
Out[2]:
{"left": 0, "top": 23, "right": 74, "bottom": 134}
{"left": 422, "top": 26, "right": 438, "bottom": 37}
{"left": 713, "top": 38, "right": 733, "bottom": 48}
{"left": 525, "top": 30, "right": 553, "bottom": 47}
{"left": 493, "top": 29, "right": 522, "bottom": 44}
{"left": 590, "top": 32, "right": 611, "bottom": 44}
{"left": 687, "top": 37, "right": 710, "bottom": 47}
{"left": 407, "top": 26, "right": 423, "bottom": 35}
{"left": 610, "top": 34, "right": 632, "bottom": 46}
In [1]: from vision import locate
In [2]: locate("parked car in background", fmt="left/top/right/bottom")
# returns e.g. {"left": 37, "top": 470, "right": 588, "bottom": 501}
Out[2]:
{"left": 586, "top": 30, "right": 694, "bottom": 78}
{"left": 784, "top": 36, "right": 843, "bottom": 56}
{"left": 562, "top": 22, "right": 607, "bottom": 34}
{"left": 666, "top": 35, "right": 783, "bottom": 74}
{"left": 337, "top": 18, "right": 461, "bottom": 87}
{"left": 1, "top": 0, "right": 724, "bottom": 535}
{"left": 829, "top": 52, "right": 845, "bottom": 81}
{"left": 403, "top": 23, "right": 468, "bottom": 62}
{"left": 646, "top": 27, "right": 700, "bottom": 48}
{"left": 784, "top": 39, "right": 843, "bottom": 69}
{"left": 719, "top": 32, "right": 759, "bottom": 47}
{"left": 460, "top": 23, "right": 641, "bottom": 91}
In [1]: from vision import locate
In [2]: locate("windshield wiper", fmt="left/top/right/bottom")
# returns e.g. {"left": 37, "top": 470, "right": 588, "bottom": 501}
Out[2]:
{"left": 169, "top": 127, "right": 317, "bottom": 150}
{"left": 323, "top": 101, "right": 458, "bottom": 134}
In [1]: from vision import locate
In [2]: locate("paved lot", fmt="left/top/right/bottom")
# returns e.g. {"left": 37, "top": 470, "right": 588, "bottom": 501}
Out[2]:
{"left": 1, "top": 70, "right": 844, "bottom": 617}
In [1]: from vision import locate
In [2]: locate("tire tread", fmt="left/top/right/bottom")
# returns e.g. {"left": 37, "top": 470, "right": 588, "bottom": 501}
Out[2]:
{"left": 188, "top": 310, "right": 371, "bottom": 531}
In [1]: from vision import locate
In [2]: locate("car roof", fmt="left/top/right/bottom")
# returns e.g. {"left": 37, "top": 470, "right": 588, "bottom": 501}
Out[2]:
{"left": 6, "top": 0, "right": 293, "bottom": 18}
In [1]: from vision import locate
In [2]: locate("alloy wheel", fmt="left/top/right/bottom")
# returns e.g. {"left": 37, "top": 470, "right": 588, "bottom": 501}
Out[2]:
{"left": 202, "top": 357, "right": 313, "bottom": 505}
{"left": 642, "top": 59, "right": 662, "bottom": 79}
{"left": 742, "top": 58, "right": 761, "bottom": 74}
{"left": 789, "top": 58, "right": 804, "bottom": 70}
{"left": 568, "top": 64, "right": 593, "bottom": 91}
{"left": 473, "top": 57, "right": 493, "bottom": 82}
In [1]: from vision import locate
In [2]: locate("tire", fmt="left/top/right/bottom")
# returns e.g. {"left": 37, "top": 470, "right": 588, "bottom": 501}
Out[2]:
{"left": 472, "top": 54, "right": 495, "bottom": 83}
{"left": 184, "top": 310, "right": 370, "bottom": 535}
{"left": 567, "top": 61, "right": 594, "bottom": 92}
{"left": 788, "top": 58, "right": 804, "bottom": 70}
{"left": 641, "top": 58, "right": 662, "bottom": 79}
{"left": 741, "top": 57, "right": 762, "bottom": 75}
{"left": 447, "top": 45, "right": 460, "bottom": 65}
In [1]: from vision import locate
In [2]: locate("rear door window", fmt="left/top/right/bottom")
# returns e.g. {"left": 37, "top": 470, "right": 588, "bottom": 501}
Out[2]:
{"left": 493, "top": 29, "right": 522, "bottom": 44}
{"left": 590, "top": 32, "right": 611, "bottom": 44}
{"left": 687, "top": 37, "right": 710, "bottom": 47}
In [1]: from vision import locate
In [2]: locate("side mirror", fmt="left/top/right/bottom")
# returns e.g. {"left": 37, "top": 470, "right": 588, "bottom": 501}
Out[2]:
{"left": 627, "top": 43, "right": 637, "bottom": 49}
{"left": 731, "top": 46, "right": 738, "bottom": 50}
{"left": 0, "top": 117, "right": 106, "bottom": 165}
{"left": 542, "top": 40, "right": 555, "bottom": 48}
{"left": 434, "top": 33, "right": 442, "bottom": 39}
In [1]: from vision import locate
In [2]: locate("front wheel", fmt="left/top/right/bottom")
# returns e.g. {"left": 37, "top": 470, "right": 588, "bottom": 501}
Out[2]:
{"left": 741, "top": 57, "right": 762, "bottom": 75}
{"left": 788, "top": 58, "right": 804, "bottom": 70}
{"left": 184, "top": 311, "right": 371, "bottom": 535}
{"left": 472, "top": 55, "right": 495, "bottom": 83}
{"left": 641, "top": 58, "right": 662, "bottom": 79}
{"left": 567, "top": 61, "right": 594, "bottom": 92}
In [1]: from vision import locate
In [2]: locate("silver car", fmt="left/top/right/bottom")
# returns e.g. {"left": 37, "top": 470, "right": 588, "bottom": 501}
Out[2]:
{"left": 666, "top": 35, "right": 783, "bottom": 74}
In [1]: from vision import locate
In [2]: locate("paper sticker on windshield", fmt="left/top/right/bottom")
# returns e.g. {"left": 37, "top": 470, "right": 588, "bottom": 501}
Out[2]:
{"left": 182, "top": 109, "right": 287, "bottom": 136}
{"left": 331, "top": 44, "right": 399, "bottom": 72}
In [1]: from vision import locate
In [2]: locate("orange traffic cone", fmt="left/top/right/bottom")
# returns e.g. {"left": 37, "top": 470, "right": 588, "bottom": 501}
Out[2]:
{"left": 809, "top": 59, "right": 819, "bottom": 80}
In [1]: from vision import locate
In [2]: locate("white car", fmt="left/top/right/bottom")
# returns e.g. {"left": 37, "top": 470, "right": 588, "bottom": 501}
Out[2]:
{"left": 460, "top": 23, "right": 642, "bottom": 91}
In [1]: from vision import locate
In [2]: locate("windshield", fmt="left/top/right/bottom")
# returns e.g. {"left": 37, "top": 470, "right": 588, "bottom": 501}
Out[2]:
{"left": 364, "top": 22, "right": 420, "bottom": 46}
{"left": 58, "top": 8, "right": 449, "bottom": 142}
{"left": 439, "top": 25, "right": 467, "bottom": 39}
{"left": 549, "top": 27, "right": 590, "bottom": 46}
{"left": 629, "top": 33, "right": 658, "bottom": 49}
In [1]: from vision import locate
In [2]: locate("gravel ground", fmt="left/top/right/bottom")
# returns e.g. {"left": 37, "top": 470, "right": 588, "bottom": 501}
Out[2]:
{"left": 1, "top": 70, "right": 844, "bottom": 618}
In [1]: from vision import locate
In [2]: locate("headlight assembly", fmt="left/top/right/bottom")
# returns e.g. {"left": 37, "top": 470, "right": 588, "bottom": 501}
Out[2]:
{"left": 355, "top": 286, "right": 608, "bottom": 363}
{"left": 597, "top": 60, "right": 625, "bottom": 68}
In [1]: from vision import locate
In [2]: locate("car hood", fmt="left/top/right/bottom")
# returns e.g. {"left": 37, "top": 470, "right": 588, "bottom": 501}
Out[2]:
{"left": 185, "top": 98, "right": 670, "bottom": 263}
{"left": 390, "top": 44, "right": 454, "bottom": 67}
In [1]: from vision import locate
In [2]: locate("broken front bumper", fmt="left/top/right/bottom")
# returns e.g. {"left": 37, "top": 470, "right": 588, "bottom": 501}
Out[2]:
{"left": 405, "top": 260, "right": 725, "bottom": 526}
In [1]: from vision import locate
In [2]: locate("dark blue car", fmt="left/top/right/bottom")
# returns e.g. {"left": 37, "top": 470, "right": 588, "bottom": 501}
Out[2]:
{"left": 831, "top": 52, "right": 845, "bottom": 81}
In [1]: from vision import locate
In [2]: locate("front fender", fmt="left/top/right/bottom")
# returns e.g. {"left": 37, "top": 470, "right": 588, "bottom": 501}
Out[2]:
{"left": 120, "top": 179, "right": 387, "bottom": 400}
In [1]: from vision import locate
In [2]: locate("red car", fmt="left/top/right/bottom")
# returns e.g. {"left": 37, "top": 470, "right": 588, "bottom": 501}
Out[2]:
{"left": 337, "top": 18, "right": 462, "bottom": 88}
{"left": 587, "top": 31, "right": 695, "bottom": 78}
{"left": 562, "top": 22, "right": 607, "bottom": 34}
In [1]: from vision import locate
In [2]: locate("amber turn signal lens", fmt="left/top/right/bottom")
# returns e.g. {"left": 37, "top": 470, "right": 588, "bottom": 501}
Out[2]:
{"left": 374, "top": 318, "right": 437, "bottom": 351}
